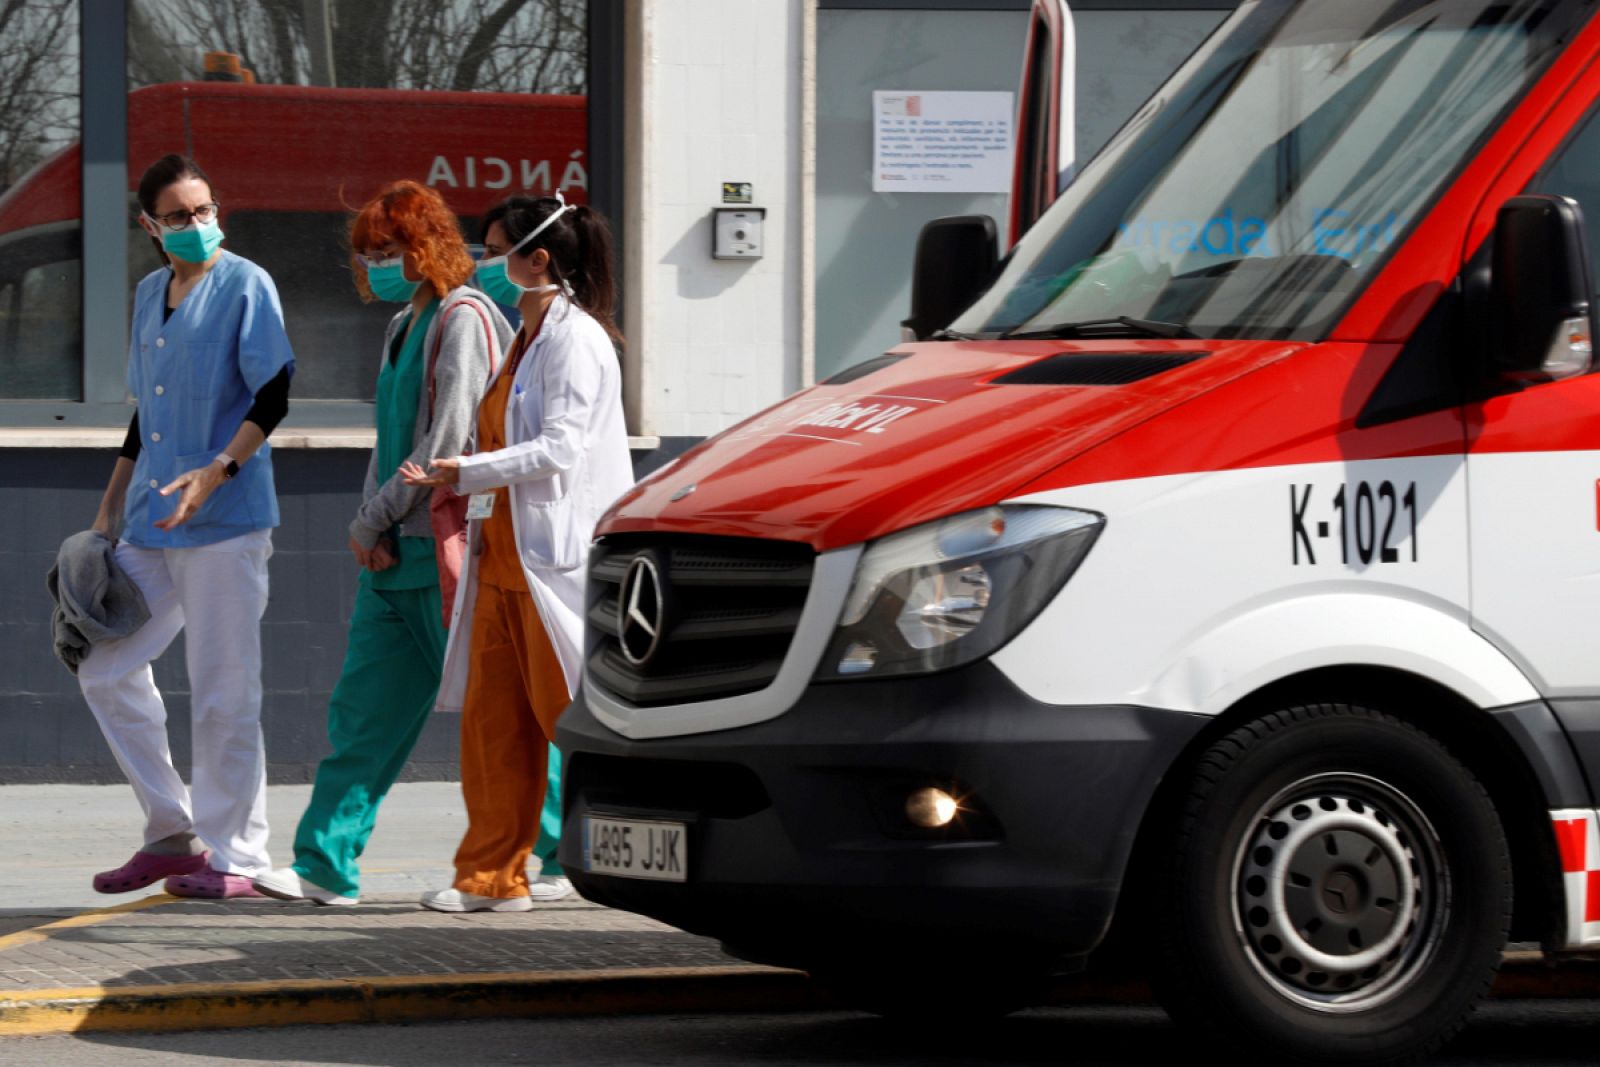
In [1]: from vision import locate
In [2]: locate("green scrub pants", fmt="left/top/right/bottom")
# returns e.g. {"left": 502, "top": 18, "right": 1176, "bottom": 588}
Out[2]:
{"left": 291, "top": 581, "right": 563, "bottom": 896}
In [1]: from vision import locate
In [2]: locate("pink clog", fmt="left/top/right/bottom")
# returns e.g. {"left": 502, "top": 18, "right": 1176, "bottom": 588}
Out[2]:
{"left": 164, "top": 869, "right": 264, "bottom": 899}
{"left": 93, "top": 851, "right": 208, "bottom": 894}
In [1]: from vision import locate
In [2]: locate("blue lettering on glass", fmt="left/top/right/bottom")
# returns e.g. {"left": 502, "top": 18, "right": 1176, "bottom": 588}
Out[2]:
{"left": 1238, "top": 216, "right": 1267, "bottom": 254}
{"left": 1312, "top": 209, "right": 1349, "bottom": 256}
{"left": 1119, "top": 208, "right": 1399, "bottom": 260}
{"left": 1313, "top": 209, "right": 1398, "bottom": 260}
{"left": 1119, "top": 209, "right": 1272, "bottom": 256}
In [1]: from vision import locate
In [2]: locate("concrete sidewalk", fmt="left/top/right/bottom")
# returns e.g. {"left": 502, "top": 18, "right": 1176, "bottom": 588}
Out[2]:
{"left": 0, "top": 783, "right": 819, "bottom": 1036}
{"left": 0, "top": 783, "right": 469, "bottom": 913}
{"left": 4, "top": 784, "right": 1600, "bottom": 1038}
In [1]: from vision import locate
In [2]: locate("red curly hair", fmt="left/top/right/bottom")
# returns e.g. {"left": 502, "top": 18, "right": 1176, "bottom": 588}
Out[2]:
{"left": 349, "top": 180, "right": 474, "bottom": 302}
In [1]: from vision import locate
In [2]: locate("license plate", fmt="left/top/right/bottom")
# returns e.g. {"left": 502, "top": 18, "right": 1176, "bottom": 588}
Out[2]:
{"left": 582, "top": 816, "right": 687, "bottom": 881}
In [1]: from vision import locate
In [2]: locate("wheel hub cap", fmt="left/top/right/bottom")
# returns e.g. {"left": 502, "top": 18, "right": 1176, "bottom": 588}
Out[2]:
{"left": 1234, "top": 781, "right": 1437, "bottom": 1009}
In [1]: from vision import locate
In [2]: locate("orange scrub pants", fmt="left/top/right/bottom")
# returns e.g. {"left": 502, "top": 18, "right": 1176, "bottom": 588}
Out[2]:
{"left": 453, "top": 577, "right": 570, "bottom": 897}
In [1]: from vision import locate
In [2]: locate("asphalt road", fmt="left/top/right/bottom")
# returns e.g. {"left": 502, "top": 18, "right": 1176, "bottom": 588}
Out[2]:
{"left": 2, "top": 1002, "right": 1598, "bottom": 1066}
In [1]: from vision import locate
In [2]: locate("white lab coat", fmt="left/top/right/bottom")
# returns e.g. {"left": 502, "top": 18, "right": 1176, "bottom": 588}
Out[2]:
{"left": 435, "top": 295, "right": 634, "bottom": 712}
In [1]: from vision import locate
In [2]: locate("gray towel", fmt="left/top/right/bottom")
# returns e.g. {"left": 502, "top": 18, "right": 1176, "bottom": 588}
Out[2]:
{"left": 46, "top": 531, "right": 151, "bottom": 674}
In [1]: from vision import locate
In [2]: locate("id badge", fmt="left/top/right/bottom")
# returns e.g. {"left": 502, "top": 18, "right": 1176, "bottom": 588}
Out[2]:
{"left": 466, "top": 492, "right": 496, "bottom": 521}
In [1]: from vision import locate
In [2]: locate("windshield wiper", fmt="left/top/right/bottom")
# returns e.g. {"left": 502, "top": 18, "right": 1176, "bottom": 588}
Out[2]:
{"left": 928, "top": 328, "right": 991, "bottom": 341}
{"left": 999, "top": 316, "right": 1195, "bottom": 341}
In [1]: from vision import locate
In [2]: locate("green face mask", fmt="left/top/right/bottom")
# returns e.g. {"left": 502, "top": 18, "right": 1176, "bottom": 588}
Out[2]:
{"left": 153, "top": 217, "right": 223, "bottom": 264}
{"left": 472, "top": 255, "right": 526, "bottom": 306}
{"left": 366, "top": 257, "right": 420, "bottom": 302}
{"left": 474, "top": 197, "right": 576, "bottom": 305}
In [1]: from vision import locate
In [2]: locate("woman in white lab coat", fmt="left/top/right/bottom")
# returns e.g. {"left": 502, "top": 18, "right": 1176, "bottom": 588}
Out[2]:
{"left": 401, "top": 194, "right": 632, "bottom": 912}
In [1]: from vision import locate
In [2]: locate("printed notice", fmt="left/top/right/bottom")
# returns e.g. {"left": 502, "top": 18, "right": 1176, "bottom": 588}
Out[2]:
{"left": 873, "top": 90, "right": 1014, "bottom": 194}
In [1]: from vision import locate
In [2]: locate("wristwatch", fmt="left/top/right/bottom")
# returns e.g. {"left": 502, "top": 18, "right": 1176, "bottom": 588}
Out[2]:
{"left": 213, "top": 452, "right": 240, "bottom": 479}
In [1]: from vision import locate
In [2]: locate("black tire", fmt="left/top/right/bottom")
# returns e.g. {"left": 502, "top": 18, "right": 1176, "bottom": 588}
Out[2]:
{"left": 1151, "top": 704, "right": 1511, "bottom": 1066}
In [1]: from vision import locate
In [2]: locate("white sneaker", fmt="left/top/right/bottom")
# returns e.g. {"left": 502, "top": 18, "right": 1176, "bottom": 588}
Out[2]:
{"left": 419, "top": 887, "right": 533, "bottom": 913}
{"left": 528, "top": 875, "right": 574, "bottom": 902}
{"left": 252, "top": 868, "right": 359, "bottom": 906}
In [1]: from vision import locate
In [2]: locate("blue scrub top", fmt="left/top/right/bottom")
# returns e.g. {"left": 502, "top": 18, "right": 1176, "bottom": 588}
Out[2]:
{"left": 123, "top": 250, "right": 296, "bottom": 549}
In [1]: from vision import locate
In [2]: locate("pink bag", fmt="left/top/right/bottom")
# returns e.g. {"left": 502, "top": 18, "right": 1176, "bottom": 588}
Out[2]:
{"left": 425, "top": 299, "right": 498, "bottom": 629}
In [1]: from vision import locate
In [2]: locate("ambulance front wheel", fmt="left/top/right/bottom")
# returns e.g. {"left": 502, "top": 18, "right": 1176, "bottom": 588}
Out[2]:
{"left": 1151, "top": 703, "right": 1511, "bottom": 1066}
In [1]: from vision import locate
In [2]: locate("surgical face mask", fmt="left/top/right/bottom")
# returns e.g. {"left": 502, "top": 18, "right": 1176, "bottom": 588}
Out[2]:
{"left": 475, "top": 258, "right": 562, "bottom": 307}
{"left": 474, "top": 197, "right": 575, "bottom": 304}
{"left": 148, "top": 215, "right": 223, "bottom": 264}
{"left": 365, "top": 256, "right": 421, "bottom": 302}
{"left": 473, "top": 257, "right": 527, "bottom": 306}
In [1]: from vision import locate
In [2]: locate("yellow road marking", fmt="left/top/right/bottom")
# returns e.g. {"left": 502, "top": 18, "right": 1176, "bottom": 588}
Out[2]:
{"left": 0, "top": 894, "right": 175, "bottom": 954}
{"left": 0, "top": 966, "right": 804, "bottom": 1037}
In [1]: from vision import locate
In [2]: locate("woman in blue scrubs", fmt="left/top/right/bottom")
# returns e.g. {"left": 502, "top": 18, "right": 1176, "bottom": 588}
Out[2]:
{"left": 79, "top": 154, "right": 295, "bottom": 899}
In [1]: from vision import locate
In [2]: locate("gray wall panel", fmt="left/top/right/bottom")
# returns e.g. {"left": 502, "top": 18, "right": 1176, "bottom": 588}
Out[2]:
{"left": 0, "top": 449, "right": 460, "bottom": 784}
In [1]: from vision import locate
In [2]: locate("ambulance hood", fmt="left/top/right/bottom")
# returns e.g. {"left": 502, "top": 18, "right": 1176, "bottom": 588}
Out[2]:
{"left": 600, "top": 339, "right": 1305, "bottom": 552}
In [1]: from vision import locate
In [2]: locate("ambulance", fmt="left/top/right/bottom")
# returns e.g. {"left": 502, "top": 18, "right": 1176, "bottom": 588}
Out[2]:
{"left": 556, "top": 0, "right": 1600, "bottom": 1061}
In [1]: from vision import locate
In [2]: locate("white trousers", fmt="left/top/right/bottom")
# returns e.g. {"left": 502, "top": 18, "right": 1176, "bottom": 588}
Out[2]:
{"left": 77, "top": 529, "right": 273, "bottom": 876}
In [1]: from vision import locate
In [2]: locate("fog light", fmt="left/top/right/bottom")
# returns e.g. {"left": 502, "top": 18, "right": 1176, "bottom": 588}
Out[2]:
{"left": 906, "top": 787, "right": 959, "bottom": 828}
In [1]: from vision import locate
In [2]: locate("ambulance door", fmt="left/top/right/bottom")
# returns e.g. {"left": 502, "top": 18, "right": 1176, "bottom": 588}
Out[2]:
{"left": 1466, "top": 103, "right": 1600, "bottom": 719}
{"left": 1010, "top": 0, "right": 1075, "bottom": 245}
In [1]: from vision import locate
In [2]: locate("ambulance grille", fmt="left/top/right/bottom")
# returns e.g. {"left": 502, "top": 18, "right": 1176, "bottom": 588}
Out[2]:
{"left": 586, "top": 535, "right": 815, "bottom": 707}
{"left": 993, "top": 351, "right": 1204, "bottom": 386}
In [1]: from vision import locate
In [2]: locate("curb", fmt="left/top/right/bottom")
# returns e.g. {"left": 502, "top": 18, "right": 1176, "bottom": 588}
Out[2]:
{"left": 0, "top": 966, "right": 828, "bottom": 1037}
{"left": 5, "top": 953, "right": 1600, "bottom": 1038}
{"left": 1488, "top": 951, "right": 1600, "bottom": 999}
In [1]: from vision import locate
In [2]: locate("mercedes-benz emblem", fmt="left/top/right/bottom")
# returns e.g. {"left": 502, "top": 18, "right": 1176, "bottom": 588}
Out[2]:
{"left": 618, "top": 555, "right": 666, "bottom": 667}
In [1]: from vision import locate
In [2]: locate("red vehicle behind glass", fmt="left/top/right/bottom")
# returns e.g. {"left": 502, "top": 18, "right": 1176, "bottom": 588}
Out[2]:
{"left": 0, "top": 81, "right": 585, "bottom": 399}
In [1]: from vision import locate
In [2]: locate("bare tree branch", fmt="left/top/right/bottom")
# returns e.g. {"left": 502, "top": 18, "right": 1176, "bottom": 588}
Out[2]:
{"left": 332, "top": 0, "right": 398, "bottom": 87}
{"left": 0, "top": 0, "right": 79, "bottom": 190}
{"left": 0, "top": 0, "right": 29, "bottom": 42}
{"left": 451, "top": 0, "right": 531, "bottom": 91}
{"left": 262, "top": 0, "right": 299, "bottom": 82}
{"left": 120, "top": 0, "right": 587, "bottom": 98}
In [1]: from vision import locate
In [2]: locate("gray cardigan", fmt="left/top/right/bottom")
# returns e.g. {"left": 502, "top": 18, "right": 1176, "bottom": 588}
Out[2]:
{"left": 348, "top": 287, "right": 514, "bottom": 549}
{"left": 47, "top": 530, "right": 151, "bottom": 673}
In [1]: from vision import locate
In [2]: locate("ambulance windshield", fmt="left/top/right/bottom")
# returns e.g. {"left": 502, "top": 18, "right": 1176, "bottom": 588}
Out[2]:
{"left": 951, "top": 0, "right": 1588, "bottom": 341}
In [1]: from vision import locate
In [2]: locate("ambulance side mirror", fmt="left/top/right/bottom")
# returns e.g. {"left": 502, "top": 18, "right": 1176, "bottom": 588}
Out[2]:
{"left": 1490, "top": 195, "right": 1594, "bottom": 384}
{"left": 902, "top": 215, "right": 999, "bottom": 341}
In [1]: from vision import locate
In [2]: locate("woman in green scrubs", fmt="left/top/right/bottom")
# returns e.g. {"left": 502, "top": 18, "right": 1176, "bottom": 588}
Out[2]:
{"left": 253, "top": 181, "right": 510, "bottom": 905}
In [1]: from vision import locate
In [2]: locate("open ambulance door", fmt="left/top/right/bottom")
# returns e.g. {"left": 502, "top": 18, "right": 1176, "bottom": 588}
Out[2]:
{"left": 1010, "top": 0, "right": 1075, "bottom": 246}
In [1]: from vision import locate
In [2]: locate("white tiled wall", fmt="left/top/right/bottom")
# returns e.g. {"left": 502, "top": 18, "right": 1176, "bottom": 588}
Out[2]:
{"left": 635, "top": 0, "right": 807, "bottom": 438}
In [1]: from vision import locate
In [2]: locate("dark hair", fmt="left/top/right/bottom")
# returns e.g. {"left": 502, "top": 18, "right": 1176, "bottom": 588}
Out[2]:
{"left": 137, "top": 154, "right": 215, "bottom": 263}
{"left": 482, "top": 197, "right": 622, "bottom": 344}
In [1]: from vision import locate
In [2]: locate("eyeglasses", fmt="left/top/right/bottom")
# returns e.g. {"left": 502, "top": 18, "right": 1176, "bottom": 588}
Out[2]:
{"left": 148, "top": 203, "right": 220, "bottom": 230}
{"left": 355, "top": 250, "right": 403, "bottom": 269}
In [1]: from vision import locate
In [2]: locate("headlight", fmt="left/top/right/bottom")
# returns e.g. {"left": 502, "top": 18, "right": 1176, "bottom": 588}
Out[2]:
{"left": 817, "top": 505, "right": 1103, "bottom": 681}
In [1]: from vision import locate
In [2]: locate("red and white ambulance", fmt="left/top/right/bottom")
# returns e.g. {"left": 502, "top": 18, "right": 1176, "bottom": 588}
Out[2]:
{"left": 557, "top": 1, "right": 1600, "bottom": 1061}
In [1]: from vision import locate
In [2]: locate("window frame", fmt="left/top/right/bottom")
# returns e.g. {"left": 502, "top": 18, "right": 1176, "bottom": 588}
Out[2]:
{"left": 1528, "top": 100, "right": 1600, "bottom": 302}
